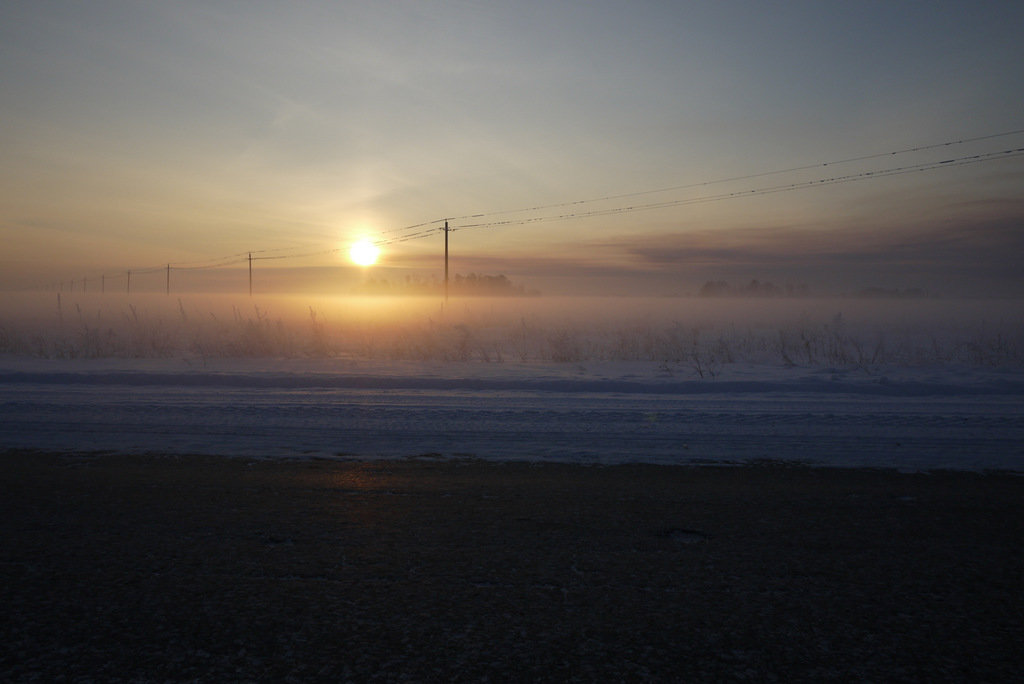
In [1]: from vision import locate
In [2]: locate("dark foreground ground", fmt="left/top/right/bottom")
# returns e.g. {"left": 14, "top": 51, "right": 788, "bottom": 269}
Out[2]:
{"left": 1, "top": 451, "right": 1022, "bottom": 682}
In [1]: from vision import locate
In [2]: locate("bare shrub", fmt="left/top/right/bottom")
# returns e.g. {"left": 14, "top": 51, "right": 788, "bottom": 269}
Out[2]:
{"left": 2, "top": 294, "right": 1021, "bottom": 372}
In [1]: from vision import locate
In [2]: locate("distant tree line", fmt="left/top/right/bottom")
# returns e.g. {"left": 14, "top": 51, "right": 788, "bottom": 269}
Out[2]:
{"left": 698, "top": 279, "right": 810, "bottom": 298}
{"left": 698, "top": 280, "right": 932, "bottom": 298}
{"left": 851, "top": 286, "right": 930, "bottom": 299}
{"left": 356, "top": 273, "right": 539, "bottom": 296}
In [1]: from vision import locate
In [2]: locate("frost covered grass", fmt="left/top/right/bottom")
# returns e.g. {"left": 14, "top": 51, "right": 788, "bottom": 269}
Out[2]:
{"left": 1, "top": 292, "right": 1021, "bottom": 372}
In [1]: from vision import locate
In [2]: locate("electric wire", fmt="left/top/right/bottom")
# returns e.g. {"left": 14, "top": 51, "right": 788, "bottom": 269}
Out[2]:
{"left": 32, "top": 129, "right": 1024, "bottom": 292}
{"left": 438, "top": 128, "right": 1024, "bottom": 225}
{"left": 451, "top": 146, "right": 1024, "bottom": 232}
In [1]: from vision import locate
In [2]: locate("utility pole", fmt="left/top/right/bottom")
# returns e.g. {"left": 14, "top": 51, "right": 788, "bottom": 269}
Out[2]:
{"left": 441, "top": 220, "right": 451, "bottom": 302}
{"left": 126, "top": 270, "right": 131, "bottom": 295}
{"left": 166, "top": 264, "right": 170, "bottom": 295}
{"left": 248, "top": 252, "right": 253, "bottom": 297}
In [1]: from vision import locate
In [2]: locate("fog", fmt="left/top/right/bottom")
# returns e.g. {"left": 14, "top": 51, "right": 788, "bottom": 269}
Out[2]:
{"left": 1, "top": 292, "right": 1020, "bottom": 372}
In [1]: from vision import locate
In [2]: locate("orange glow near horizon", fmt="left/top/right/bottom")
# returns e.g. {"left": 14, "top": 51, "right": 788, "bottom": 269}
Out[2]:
{"left": 1, "top": 4, "right": 1021, "bottom": 297}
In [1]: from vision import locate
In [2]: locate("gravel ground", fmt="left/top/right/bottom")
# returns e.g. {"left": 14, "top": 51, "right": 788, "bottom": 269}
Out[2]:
{"left": 2, "top": 451, "right": 1022, "bottom": 682}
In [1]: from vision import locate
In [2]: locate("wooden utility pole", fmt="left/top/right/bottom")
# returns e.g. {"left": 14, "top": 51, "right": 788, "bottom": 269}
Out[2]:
{"left": 166, "top": 264, "right": 170, "bottom": 295}
{"left": 126, "top": 270, "right": 131, "bottom": 295}
{"left": 442, "top": 220, "right": 451, "bottom": 302}
{"left": 248, "top": 252, "right": 253, "bottom": 297}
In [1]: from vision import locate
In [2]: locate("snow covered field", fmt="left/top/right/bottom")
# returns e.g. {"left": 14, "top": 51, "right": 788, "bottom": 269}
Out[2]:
{"left": 2, "top": 294, "right": 1022, "bottom": 470}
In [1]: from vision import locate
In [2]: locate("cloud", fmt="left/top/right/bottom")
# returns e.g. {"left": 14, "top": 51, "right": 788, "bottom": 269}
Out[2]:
{"left": 594, "top": 212, "right": 1024, "bottom": 293}
{"left": 393, "top": 207, "right": 1024, "bottom": 295}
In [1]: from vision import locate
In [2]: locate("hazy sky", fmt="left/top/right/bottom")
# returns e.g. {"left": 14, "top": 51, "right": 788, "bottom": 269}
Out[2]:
{"left": 2, "top": 1, "right": 1022, "bottom": 295}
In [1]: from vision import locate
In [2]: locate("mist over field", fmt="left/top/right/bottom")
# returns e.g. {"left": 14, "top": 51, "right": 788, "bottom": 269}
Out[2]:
{"left": 2, "top": 292, "right": 1021, "bottom": 372}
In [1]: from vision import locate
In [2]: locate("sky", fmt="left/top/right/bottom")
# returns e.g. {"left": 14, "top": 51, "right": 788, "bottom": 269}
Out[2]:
{"left": 1, "top": 1, "right": 1022, "bottom": 296}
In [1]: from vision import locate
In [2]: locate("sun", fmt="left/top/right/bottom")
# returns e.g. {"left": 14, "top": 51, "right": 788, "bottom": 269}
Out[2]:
{"left": 349, "top": 240, "right": 380, "bottom": 266}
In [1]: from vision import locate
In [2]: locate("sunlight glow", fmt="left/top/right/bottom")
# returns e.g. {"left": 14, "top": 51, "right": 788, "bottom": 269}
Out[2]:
{"left": 349, "top": 240, "right": 380, "bottom": 267}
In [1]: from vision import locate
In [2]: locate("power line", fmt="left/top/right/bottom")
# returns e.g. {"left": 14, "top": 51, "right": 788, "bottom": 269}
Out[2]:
{"left": 26, "top": 129, "right": 1024, "bottom": 293}
{"left": 380, "top": 217, "right": 449, "bottom": 235}
{"left": 369, "top": 129, "right": 1024, "bottom": 246}
{"left": 436, "top": 128, "right": 1024, "bottom": 226}
{"left": 444, "top": 147, "right": 1024, "bottom": 232}
{"left": 251, "top": 248, "right": 340, "bottom": 261}
{"left": 173, "top": 256, "right": 249, "bottom": 270}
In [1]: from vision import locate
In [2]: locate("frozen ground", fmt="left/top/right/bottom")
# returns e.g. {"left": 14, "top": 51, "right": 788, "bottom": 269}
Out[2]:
{"left": 1, "top": 356, "right": 1021, "bottom": 471}
{"left": 2, "top": 294, "right": 1022, "bottom": 471}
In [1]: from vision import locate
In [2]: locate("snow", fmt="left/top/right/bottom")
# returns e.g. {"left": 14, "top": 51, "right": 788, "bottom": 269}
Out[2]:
{"left": 2, "top": 355, "right": 1021, "bottom": 471}
{"left": 2, "top": 294, "right": 1022, "bottom": 471}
